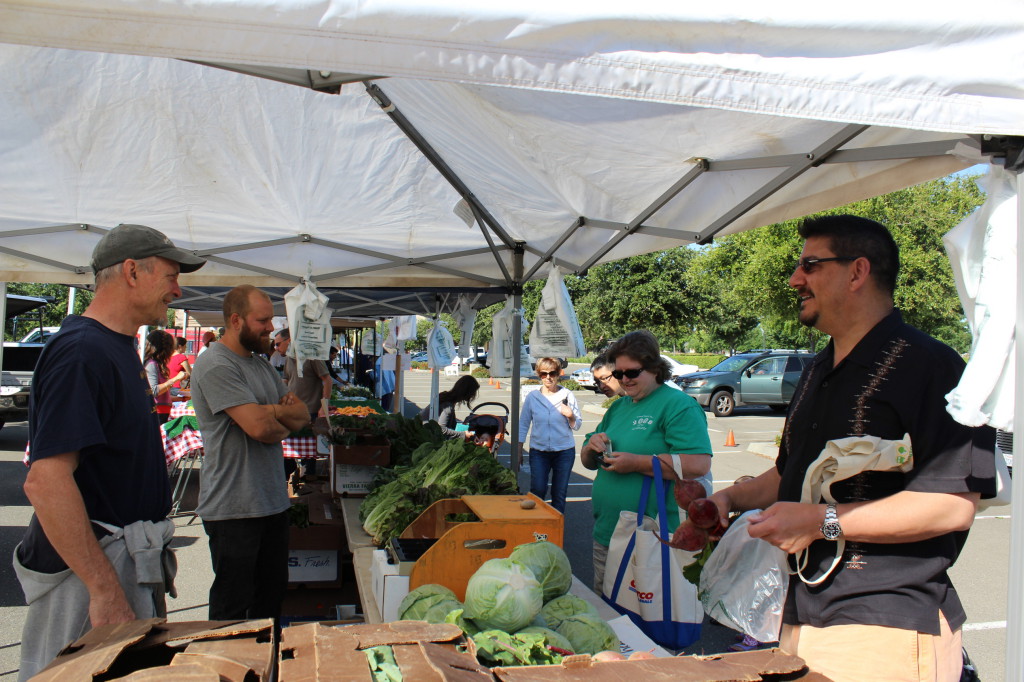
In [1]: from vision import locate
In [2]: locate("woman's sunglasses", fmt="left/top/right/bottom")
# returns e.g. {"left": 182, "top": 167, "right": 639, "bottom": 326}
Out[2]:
{"left": 537, "top": 370, "right": 559, "bottom": 378}
{"left": 611, "top": 368, "right": 644, "bottom": 381}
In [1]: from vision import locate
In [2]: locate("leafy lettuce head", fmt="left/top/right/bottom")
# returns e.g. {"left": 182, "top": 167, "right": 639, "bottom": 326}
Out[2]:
{"left": 510, "top": 540, "right": 572, "bottom": 602}
{"left": 397, "top": 584, "right": 457, "bottom": 621}
{"left": 554, "top": 613, "right": 620, "bottom": 655}
{"left": 464, "top": 558, "right": 543, "bottom": 632}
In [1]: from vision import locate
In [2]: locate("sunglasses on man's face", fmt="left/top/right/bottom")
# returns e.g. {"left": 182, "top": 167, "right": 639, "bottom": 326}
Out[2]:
{"left": 611, "top": 367, "right": 644, "bottom": 381}
{"left": 792, "top": 256, "right": 857, "bottom": 274}
{"left": 537, "top": 370, "right": 558, "bottom": 378}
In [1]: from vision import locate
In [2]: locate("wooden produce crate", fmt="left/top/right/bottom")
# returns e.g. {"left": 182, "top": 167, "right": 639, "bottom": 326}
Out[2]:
{"left": 397, "top": 493, "right": 563, "bottom": 601}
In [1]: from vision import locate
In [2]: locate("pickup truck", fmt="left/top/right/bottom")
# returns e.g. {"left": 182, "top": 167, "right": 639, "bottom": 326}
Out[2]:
{"left": 0, "top": 294, "right": 53, "bottom": 430}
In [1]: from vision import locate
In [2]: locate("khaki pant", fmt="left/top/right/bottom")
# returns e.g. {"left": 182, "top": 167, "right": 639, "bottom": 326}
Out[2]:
{"left": 779, "top": 612, "right": 962, "bottom": 682}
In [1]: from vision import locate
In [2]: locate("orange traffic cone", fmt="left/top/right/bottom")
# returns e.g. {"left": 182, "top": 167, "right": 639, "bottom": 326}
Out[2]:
{"left": 724, "top": 430, "right": 737, "bottom": 447}
{"left": 495, "top": 380, "right": 502, "bottom": 389}
{"left": 488, "top": 376, "right": 494, "bottom": 385}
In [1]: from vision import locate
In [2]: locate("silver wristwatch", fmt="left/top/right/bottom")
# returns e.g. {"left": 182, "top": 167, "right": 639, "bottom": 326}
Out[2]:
{"left": 820, "top": 503, "right": 843, "bottom": 540}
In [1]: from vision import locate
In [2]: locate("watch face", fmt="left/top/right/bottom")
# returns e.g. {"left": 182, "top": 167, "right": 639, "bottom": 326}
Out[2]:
{"left": 822, "top": 521, "right": 842, "bottom": 540}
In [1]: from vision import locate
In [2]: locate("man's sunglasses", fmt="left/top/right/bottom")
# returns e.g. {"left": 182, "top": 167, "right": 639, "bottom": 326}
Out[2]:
{"left": 611, "top": 368, "right": 644, "bottom": 381}
{"left": 792, "top": 256, "right": 857, "bottom": 274}
{"left": 537, "top": 370, "right": 559, "bottom": 378}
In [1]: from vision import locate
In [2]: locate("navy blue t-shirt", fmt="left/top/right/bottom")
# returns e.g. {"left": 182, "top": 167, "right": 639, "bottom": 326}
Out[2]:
{"left": 19, "top": 315, "right": 169, "bottom": 572}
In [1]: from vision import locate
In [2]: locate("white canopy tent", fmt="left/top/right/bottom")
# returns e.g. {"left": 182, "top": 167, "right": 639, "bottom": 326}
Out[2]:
{"left": 1, "top": 2, "right": 1023, "bottom": 673}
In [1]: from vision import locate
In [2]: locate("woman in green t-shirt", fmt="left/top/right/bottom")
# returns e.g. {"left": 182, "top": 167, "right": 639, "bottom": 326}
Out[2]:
{"left": 580, "top": 330, "right": 713, "bottom": 591}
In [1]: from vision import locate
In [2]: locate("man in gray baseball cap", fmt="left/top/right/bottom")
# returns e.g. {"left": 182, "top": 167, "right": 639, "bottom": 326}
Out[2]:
{"left": 91, "top": 223, "right": 206, "bottom": 274}
{"left": 15, "top": 224, "right": 206, "bottom": 679}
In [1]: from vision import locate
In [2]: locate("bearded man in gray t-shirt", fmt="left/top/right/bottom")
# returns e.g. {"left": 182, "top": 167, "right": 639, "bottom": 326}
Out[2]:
{"left": 191, "top": 285, "right": 309, "bottom": 620}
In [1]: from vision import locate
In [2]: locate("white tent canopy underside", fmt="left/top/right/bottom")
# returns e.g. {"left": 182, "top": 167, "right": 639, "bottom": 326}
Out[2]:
{"left": 0, "top": 43, "right": 995, "bottom": 288}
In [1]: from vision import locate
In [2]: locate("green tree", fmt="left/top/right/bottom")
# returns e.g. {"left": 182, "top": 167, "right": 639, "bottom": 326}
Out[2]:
{"left": 4, "top": 283, "right": 93, "bottom": 341}
{"left": 684, "top": 175, "right": 983, "bottom": 353}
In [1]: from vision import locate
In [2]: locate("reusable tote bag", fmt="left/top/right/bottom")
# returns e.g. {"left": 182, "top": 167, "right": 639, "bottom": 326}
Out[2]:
{"left": 602, "top": 458, "right": 703, "bottom": 649}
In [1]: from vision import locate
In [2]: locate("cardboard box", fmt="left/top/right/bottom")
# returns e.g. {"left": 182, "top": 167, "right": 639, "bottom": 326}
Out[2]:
{"left": 491, "top": 648, "right": 831, "bottom": 681}
{"left": 370, "top": 548, "right": 410, "bottom": 622}
{"left": 278, "top": 621, "right": 487, "bottom": 682}
{"left": 31, "top": 618, "right": 276, "bottom": 682}
{"left": 332, "top": 462, "right": 379, "bottom": 497}
{"left": 332, "top": 435, "right": 391, "bottom": 466}
{"left": 288, "top": 524, "right": 345, "bottom": 586}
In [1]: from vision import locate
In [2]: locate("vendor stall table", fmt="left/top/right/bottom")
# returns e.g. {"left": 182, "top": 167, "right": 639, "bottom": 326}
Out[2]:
{"left": 337, "top": 496, "right": 618, "bottom": 625}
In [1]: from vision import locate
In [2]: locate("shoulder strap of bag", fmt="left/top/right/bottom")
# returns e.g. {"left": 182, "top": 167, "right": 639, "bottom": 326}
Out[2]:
{"left": 651, "top": 457, "right": 675, "bottom": 622}
{"left": 790, "top": 538, "right": 845, "bottom": 586}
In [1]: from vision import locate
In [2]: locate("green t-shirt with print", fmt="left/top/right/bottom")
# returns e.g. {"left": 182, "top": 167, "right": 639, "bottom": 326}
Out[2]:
{"left": 590, "top": 383, "right": 712, "bottom": 546}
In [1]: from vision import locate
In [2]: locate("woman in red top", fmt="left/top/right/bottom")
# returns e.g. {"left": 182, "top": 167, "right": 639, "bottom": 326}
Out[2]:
{"left": 167, "top": 335, "right": 192, "bottom": 389}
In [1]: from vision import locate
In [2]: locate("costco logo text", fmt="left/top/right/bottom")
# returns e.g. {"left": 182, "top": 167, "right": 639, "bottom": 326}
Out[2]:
{"left": 629, "top": 580, "right": 654, "bottom": 603}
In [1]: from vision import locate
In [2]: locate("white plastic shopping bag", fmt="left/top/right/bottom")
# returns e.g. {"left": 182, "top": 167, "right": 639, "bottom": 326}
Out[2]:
{"left": 283, "top": 277, "right": 332, "bottom": 377}
{"left": 490, "top": 299, "right": 532, "bottom": 377}
{"left": 698, "top": 511, "right": 788, "bottom": 642}
{"left": 452, "top": 295, "right": 479, "bottom": 363}
{"left": 529, "top": 266, "right": 586, "bottom": 359}
{"left": 426, "top": 319, "right": 458, "bottom": 369}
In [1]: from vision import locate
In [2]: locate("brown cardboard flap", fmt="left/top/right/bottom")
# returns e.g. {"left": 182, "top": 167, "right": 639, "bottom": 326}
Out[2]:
{"left": 183, "top": 638, "right": 275, "bottom": 677}
{"left": 492, "top": 648, "right": 814, "bottom": 682}
{"left": 161, "top": 619, "right": 274, "bottom": 644}
{"left": 31, "top": 619, "right": 277, "bottom": 682}
{"left": 170, "top": 652, "right": 254, "bottom": 681}
{"left": 109, "top": 662, "right": 221, "bottom": 681}
{"left": 420, "top": 641, "right": 493, "bottom": 682}
{"left": 278, "top": 622, "right": 480, "bottom": 682}
{"left": 392, "top": 643, "right": 444, "bottom": 682}
{"left": 352, "top": 621, "right": 464, "bottom": 648}
{"left": 31, "top": 618, "right": 165, "bottom": 681}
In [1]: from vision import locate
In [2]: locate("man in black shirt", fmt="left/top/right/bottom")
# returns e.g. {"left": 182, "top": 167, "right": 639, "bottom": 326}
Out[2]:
{"left": 16, "top": 224, "right": 206, "bottom": 680}
{"left": 708, "top": 215, "right": 995, "bottom": 682}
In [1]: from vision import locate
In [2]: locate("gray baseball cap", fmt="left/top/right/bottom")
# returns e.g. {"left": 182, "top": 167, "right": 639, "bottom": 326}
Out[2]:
{"left": 91, "top": 224, "right": 206, "bottom": 274}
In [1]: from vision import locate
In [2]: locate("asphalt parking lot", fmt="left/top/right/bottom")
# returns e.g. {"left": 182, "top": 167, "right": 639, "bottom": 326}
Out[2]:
{"left": 0, "top": 368, "right": 1013, "bottom": 679}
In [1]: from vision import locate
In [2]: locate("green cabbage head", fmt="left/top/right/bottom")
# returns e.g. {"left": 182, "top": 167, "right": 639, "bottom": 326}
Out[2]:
{"left": 540, "top": 594, "right": 599, "bottom": 631}
{"left": 554, "top": 613, "right": 620, "bottom": 655}
{"left": 510, "top": 540, "right": 572, "bottom": 602}
{"left": 397, "top": 584, "right": 457, "bottom": 621}
{"left": 516, "top": 626, "right": 574, "bottom": 654}
{"left": 464, "top": 558, "right": 543, "bottom": 632}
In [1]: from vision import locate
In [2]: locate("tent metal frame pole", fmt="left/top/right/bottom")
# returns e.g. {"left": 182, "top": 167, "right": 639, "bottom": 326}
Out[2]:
{"left": 363, "top": 82, "right": 518, "bottom": 252}
{"left": 523, "top": 217, "right": 585, "bottom": 282}
{"left": 510, "top": 243, "right": 525, "bottom": 472}
{"left": 579, "top": 160, "right": 707, "bottom": 272}
{"left": 695, "top": 123, "right": 868, "bottom": 243}
{"left": 469, "top": 203, "right": 514, "bottom": 285}
{"left": 1007, "top": 167, "right": 1024, "bottom": 682}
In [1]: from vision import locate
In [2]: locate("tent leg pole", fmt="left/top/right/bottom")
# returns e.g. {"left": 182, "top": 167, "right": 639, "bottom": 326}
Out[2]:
{"left": 1006, "top": 169, "right": 1024, "bottom": 682}
{"left": 430, "top": 299, "right": 441, "bottom": 421}
{"left": 510, "top": 243, "right": 524, "bottom": 472}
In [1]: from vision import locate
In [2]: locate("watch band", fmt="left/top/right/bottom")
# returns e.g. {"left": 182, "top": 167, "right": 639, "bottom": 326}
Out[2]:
{"left": 820, "top": 503, "right": 843, "bottom": 540}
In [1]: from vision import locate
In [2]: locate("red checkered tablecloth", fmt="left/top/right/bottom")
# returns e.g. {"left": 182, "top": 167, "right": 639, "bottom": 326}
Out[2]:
{"left": 160, "top": 429, "right": 320, "bottom": 463}
{"left": 282, "top": 436, "right": 319, "bottom": 459}
{"left": 162, "top": 427, "right": 205, "bottom": 465}
{"left": 170, "top": 401, "right": 196, "bottom": 419}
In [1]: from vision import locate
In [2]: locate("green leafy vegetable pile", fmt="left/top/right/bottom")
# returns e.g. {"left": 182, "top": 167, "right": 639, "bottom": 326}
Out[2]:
{"left": 358, "top": 438, "right": 518, "bottom": 546}
{"left": 400, "top": 541, "right": 621, "bottom": 668}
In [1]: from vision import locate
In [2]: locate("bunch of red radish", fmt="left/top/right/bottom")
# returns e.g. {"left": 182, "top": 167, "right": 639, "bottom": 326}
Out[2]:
{"left": 666, "top": 478, "right": 726, "bottom": 551}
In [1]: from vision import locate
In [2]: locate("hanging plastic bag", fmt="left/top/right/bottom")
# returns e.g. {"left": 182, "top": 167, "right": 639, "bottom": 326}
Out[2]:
{"left": 698, "top": 511, "right": 788, "bottom": 643}
{"left": 283, "top": 276, "right": 332, "bottom": 378}
{"left": 426, "top": 319, "right": 457, "bottom": 369}
{"left": 528, "top": 266, "right": 586, "bottom": 359}
{"left": 491, "top": 299, "right": 532, "bottom": 377}
{"left": 452, "top": 295, "right": 479, "bottom": 363}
